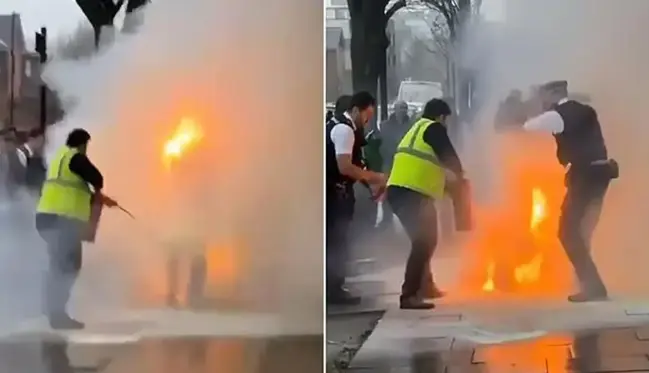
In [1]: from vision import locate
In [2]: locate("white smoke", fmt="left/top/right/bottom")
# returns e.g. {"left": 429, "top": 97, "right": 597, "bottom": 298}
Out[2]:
{"left": 462, "top": 0, "right": 649, "bottom": 298}
{"left": 38, "top": 0, "right": 322, "bottom": 332}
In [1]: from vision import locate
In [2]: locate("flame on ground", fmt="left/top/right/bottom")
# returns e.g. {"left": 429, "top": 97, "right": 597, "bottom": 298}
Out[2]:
{"left": 482, "top": 187, "right": 548, "bottom": 292}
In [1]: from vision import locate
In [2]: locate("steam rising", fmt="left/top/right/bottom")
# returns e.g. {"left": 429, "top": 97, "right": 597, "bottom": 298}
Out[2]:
{"left": 463, "top": 0, "right": 649, "bottom": 297}
{"left": 38, "top": 0, "right": 322, "bottom": 331}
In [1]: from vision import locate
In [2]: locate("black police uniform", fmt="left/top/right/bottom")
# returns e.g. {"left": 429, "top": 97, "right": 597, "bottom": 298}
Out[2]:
{"left": 553, "top": 99, "right": 618, "bottom": 299}
{"left": 8, "top": 144, "right": 46, "bottom": 194}
{"left": 325, "top": 114, "right": 365, "bottom": 301}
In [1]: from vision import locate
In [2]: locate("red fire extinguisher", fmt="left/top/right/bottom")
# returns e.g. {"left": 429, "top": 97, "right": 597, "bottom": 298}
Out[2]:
{"left": 83, "top": 194, "right": 104, "bottom": 243}
{"left": 449, "top": 178, "right": 474, "bottom": 232}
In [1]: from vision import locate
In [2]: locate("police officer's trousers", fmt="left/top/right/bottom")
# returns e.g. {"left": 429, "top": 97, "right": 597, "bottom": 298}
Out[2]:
{"left": 559, "top": 170, "right": 610, "bottom": 296}
{"left": 35, "top": 214, "right": 84, "bottom": 319}
{"left": 387, "top": 186, "right": 437, "bottom": 301}
{"left": 326, "top": 188, "right": 354, "bottom": 296}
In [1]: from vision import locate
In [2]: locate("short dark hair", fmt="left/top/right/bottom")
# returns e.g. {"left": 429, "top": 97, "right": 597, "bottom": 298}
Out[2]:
{"left": 349, "top": 91, "right": 376, "bottom": 111}
{"left": 422, "top": 99, "right": 452, "bottom": 120}
{"left": 66, "top": 128, "right": 91, "bottom": 148}
{"left": 334, "top": 95, "right": 352, "bottom": 116}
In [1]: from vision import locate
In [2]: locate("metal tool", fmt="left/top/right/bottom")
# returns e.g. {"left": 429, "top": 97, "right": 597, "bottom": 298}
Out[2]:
{"left": 116, "top": 204, "right": 135, "bottom": 219}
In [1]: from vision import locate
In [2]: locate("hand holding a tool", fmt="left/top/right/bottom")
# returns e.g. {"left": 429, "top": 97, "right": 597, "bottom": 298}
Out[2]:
{"left": 99, "top": 194, "right": 119, "bottom": 208}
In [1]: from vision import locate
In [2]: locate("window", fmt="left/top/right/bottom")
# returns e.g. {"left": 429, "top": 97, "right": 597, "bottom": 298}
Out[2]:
{"left": 326, "top": 9, "right": 336, "bottom": 19}
{"left": 335, "top": 9, "right": 350, "bottom": 19}
{"left": 330, "top": 0, "right": 347, "bottom": 6}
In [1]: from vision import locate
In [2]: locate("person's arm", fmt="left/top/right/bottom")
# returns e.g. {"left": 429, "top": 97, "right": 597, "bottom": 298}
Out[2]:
{"left": 330, "top": 124, "right": 383, "bottom": 184}
{"left": 523, "top": 110, "right": 564, "bottom": 134}
{"left": 68, "top": 153, "right": 104, "bottom": 191}
{"left": 422, "top": 124, "right": 464, "bottom": 176}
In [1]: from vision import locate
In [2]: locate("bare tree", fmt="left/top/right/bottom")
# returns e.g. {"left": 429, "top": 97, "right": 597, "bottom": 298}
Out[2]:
{"left": 54, "top": 23, "right": 98, "bottom": 61}
{"left": 348, "top": 0, "right": 407, "bottom": 120}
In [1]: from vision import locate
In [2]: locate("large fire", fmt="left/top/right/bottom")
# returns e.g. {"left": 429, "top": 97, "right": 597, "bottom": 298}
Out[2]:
{"left": 156, "top": 116, "right": 240, "bottom": 301}
{"left": 482, "top": 188, "right": 547, "bottom": 292}
{"left": 460, "top": 131, "right": 573, "bottom": 298}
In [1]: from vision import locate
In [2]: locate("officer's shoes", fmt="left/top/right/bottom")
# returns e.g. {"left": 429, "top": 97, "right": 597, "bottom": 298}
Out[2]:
{"left": 327, "top": 288, "right": 361, "bottom": 306}
{"left": 567, "top": 292, "right": 609, "bottom": 303}
{"left": 400, "top": 296, "right": 435, "bottom": 310}
{"left": 418, "top": 285, "right": 446, "bottom": 300}
{"left": 49, "top": 315, "right": 85, "bottom": 330}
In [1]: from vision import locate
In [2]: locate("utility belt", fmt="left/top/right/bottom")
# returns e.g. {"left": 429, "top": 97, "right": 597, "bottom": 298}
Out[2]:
{"left": 565, "top": 158, "right": 619, "bottom": 185}
{"left": 327, "top": 181, "right": 355, "bottom": 201}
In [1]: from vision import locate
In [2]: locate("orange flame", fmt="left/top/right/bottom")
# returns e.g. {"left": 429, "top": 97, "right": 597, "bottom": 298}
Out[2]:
{"left": 162, "top": 117, "right": 204, "bottom": 168}
{"left": 482, "top": 187, "right": 548, "bottom": 292}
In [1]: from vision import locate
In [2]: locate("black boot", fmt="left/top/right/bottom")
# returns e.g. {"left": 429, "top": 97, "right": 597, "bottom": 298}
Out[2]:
{"left": 567, "top": 291, "right": 608, "bottom": 303}
{"left": 400, "top": 296, "right": 435, "bottom": 310}
{"left": 327, "top": 286, "right": 361, "bottom": 306}
{"left": 49, "top": 314, "right": 85, "bottom": 330}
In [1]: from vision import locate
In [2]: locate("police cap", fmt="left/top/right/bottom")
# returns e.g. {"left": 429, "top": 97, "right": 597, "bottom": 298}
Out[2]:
{"left": 540, "top": 80, "right": 568, "bottom": 93}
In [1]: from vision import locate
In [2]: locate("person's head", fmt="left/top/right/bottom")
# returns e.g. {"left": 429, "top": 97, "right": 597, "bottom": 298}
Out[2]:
{"left": 334, "top": 94, "right": 353, "bottom": 117}
{"left": 508, "top": 89, "right": 523, "bottom": 102}
{"left": 421, "top": 98, "right": 452, "bottom": 125}
{"left": 347, "top": 91, "right": 376, "bottom": 128}
{"left": 325, "top": 110, "right": 334, "bottom": 123}
{"left": 538, "top": 80, "right": 568, "bottom": 110}
{"left": 393, "top": 100, "right": 409, "bottom": 121}
{"left": 66, "top": 128, "right": 91, "bottom": 154}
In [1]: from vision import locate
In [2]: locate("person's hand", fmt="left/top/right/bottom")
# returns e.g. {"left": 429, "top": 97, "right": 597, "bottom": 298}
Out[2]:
{"left": 370, "top": 183, "right": 386, "bottom": 201}
{"left": 101, "top": 194, "right": 118, "bottom": 208}
{"left": 367, "top": 171, "right": 387, "bottom": 186}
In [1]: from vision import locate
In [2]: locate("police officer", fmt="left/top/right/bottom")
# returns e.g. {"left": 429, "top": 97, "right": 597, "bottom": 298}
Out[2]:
{"left": 326, "top": 92, "right": 386, "bottom": 305}
{"left": 387, "top": 99, "right": 464, "bottom": 309}
{"left": 11, "top": 131, "right": 47, "bottom": 195}
{"left": 35, "top": 129, "right": 118, "bottom": 329}
{"left": 523, "top": 80, "right": 617, "bottom": 302}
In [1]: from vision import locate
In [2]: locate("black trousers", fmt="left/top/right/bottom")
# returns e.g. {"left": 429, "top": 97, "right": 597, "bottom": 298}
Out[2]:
{"left": 387, "top": 186, "right": 437, "bottom": 300}
{"left": 35, "top": 214, "right": 84, "bottom": 318}
{"left": 559, "top": 170, "right": 610, "bottom": 295}
{"left": 326, "top": 188, "right": 355, "bottom": 295}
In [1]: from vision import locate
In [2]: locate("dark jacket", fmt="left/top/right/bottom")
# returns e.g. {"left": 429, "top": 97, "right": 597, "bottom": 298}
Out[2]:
{"left": 379, "top": 114, "right": 411, "bottom": 173}
{"left": 553, "top": 100, "right": 607, "bottom": 167}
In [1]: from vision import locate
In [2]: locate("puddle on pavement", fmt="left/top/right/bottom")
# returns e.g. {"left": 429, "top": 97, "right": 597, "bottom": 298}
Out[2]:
{"left": 0, "top": 335, "right": 323, "bottom": 373}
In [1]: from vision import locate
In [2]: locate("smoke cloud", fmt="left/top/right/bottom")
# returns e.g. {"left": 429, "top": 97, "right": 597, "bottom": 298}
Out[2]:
{"left": 38, "top": 0, "right": 322, "bottom": 332}
{"left": 460, "top": 0, "right": 649, "bottom": 298}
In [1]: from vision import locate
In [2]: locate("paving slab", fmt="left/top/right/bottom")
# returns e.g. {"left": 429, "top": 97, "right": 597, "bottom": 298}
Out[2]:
{"left": 348, "top": 294, "right": 649, "bottom": 372}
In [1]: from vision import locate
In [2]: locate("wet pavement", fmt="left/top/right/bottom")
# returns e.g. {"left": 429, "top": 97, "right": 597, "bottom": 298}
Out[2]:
{"left": 0, "top": 335, "right": 322, "bottom": 373}
{"left": 345, "top": 326, "right": 649, "bottom": 372}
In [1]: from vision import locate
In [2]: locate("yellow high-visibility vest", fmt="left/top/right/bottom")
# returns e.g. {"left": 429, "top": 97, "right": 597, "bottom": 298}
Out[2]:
{"left": 37, "top": 146, "right": 92, "bottom": 222}
{"left": 387, "top": 118, "right": 446, "bottom": 199}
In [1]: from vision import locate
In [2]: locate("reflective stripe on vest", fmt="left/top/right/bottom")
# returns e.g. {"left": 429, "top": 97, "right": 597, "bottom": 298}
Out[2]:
{"left": 37, "top": 147, "right": 92, "bottom": 222}
{"left": 387, "top": 118, "right": 446, "bottom": 199}
{"left": 395, "top": 121, "right": 443, "bottom": 168}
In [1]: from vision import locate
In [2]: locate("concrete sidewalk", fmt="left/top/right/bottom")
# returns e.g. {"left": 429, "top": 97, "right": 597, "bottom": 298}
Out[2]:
{"left": 337, "top": 255, "right": 649, "bottom": 372}
{"left": 0, "top": 308, "right": 322, "bottom": 373}
{"left": 348, "top": 324, "right": 649, "bottom": 372}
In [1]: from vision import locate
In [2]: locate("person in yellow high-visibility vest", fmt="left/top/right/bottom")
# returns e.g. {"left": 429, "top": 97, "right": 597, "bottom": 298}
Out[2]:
{"left": 386, "top": 99, "right": 465, "bottom": 310}
{"left": 35, "top": 128, "right": 117, "bottom": 330}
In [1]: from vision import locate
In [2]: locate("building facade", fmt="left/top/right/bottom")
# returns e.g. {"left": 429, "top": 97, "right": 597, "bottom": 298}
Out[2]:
{"left": 325, "top": 0, "right": 352, "bottom": 102}
{"left": 0, "top": 13, "right": 61, "bottom": 131}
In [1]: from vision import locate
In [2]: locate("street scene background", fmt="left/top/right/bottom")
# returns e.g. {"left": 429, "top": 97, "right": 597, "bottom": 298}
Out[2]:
{"left": 327, "top": 0, "right": 649, "bottom": 371}
{"left": 0, "top": 0, "right": 323, "bottom": 371}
